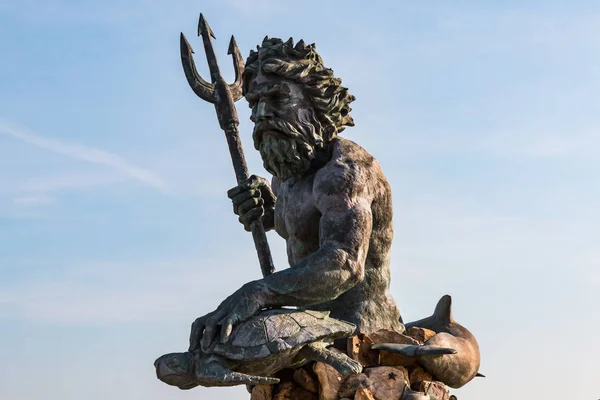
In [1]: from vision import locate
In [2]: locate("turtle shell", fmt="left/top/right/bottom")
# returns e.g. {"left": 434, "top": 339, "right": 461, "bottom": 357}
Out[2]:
{"left": 211, "top": 308, "right": 355, "bottom": 361}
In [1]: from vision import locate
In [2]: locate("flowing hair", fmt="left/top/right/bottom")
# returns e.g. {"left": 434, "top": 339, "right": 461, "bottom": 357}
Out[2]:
{"left": 244, "top": 37, "right": 356, "bottom": 143}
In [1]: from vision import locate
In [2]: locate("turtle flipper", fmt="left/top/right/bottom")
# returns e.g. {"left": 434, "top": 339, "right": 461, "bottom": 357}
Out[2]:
{"left": 372, "top": 343, "right": 457, "bottom": 356}
{"left": 301, "top": 342, "right": 363, "bottom": 376}
{"left": 222, "top": 372, "right": 279, "bottom": 386}
{"left": 196, "top": 360, "right": 279, "bottom": 387}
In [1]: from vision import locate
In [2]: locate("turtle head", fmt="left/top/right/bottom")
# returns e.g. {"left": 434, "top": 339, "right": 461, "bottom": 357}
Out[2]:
{"left": 154, "top": 352, "right": 199, "bottom": 390}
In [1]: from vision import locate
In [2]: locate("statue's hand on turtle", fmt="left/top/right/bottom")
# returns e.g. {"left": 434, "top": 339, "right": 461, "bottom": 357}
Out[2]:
{"left": 189, "top": 281, "right": 267, "bottom": 352}
{"left": 227, "top": 175, "right": 276, "bottom": 231}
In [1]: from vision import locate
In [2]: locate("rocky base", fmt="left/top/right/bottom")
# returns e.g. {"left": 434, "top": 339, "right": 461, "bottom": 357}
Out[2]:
{"left": 250, "top": 327, "right": 460, "bottom": 400}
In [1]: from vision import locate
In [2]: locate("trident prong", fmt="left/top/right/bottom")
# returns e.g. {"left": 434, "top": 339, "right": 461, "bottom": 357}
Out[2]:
{"left": 179, "top": 12, "right": 275, "bottom": 279}
{"left": 180, "top": 13, "right": 245, "bottom": 104}
{"left": 180, "top": 32, "right": 215, "bottom": 102}
{"left": 227, "top": 35, "right": 244, "bottom": 101}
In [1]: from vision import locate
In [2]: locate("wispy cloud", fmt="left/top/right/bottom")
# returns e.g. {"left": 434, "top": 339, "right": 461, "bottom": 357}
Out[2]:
{"left": 12, "top": 195, "right": 56, "bottom": 206}
{"left": 0, "top": 122, "right": 167, "bottom": 192}
{"left": 17, "top": 173, "right": 122, "bottom": 193}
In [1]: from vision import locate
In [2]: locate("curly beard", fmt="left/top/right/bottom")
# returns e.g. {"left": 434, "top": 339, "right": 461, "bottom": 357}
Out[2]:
{"left": 253, "top": 108, "right": 323, "bottom": 182}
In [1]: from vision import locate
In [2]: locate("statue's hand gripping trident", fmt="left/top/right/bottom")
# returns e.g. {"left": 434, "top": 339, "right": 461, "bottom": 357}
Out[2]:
{"left": 180, "top": 14, "right": 275, "bottom": 279}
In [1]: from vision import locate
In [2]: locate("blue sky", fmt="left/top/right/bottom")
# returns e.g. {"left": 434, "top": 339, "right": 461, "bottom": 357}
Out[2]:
{"left": 1, "top": 1, "right": 598, "bottom": 399}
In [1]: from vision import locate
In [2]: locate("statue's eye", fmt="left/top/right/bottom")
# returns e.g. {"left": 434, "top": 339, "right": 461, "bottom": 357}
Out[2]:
{"left": 273, "top": 94, "right": 288, "bottom": 105}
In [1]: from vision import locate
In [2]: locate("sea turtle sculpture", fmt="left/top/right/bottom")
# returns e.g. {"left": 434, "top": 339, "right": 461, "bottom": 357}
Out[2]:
{"left": 154, "top": 308, "right": 362, "bottom": 389}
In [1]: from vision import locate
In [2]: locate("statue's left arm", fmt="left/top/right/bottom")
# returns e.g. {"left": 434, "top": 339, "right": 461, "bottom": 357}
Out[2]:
{"left": 259, "top": 165, "right": 373, "bottom": 306}
{"left": 190, "top": 163, "right": 373, "bottom": 351}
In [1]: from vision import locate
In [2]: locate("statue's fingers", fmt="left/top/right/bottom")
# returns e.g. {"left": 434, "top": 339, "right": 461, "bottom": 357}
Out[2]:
{"left": 227, "top": 185, "right": 244, "bottom": 199}
{"left": 189, "top": 317, "right": 207, "bottom": 351}
{"left": 233, "top": 191, "right": 259, "bottom": 216}
{"left": 201, "top": 316, "right": 220, "bottom": 351}
{"left": 240, "top": 207, "right": 264, "bottom": 230}
{"left": 227, "top": 176, "right": 262, "bottom": 199}
{"left": 227, "top": 181, "right": 252, "bottom": 199}
{"left": 219, "top": 315, "right": 238, "bottom": 344}
{"left": 246, "top": 175, "right": 266, "bottom": 190}
{"left": 230, "top": 189, "right": 251, "bottom": 204}
{"left": 238, "top": 197, "right": 264, "bottom": 215}
{"left": 232, "top": 189, "right": 260, "bottom": 205}
{"left": 231, "top": 190, "right": 252, "bottom": 204}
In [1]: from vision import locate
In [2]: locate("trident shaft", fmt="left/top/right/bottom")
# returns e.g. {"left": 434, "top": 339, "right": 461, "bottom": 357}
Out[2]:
{"left": 180, "top": 13, "right": 275, "bottom": 278}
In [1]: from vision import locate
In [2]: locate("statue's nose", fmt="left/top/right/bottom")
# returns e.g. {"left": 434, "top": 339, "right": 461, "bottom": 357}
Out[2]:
{"left": 255, "top": 101, "right": 273, "bottom": 120}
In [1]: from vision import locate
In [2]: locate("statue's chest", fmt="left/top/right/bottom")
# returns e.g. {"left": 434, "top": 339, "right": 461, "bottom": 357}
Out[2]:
{"left": 274, "top": 177, "right": 321, "bottom": 242}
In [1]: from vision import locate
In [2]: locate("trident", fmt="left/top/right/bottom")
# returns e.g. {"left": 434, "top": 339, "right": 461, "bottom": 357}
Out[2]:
{"left": 180, "top": 13, "right": 275, "bottom": 278}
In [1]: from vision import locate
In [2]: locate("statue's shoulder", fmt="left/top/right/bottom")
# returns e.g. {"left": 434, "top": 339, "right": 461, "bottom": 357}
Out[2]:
{"left": 330, "top": 137, "right": 375, "bottom": 164}
{"left": 313, "top": 138, "right": 378, "bottom": 196}
{"left": 326, "top": 137, "right": 378, "bottom": 176}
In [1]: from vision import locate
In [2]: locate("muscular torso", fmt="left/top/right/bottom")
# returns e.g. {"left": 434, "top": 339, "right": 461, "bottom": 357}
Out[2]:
{"left": 273, "top": 173, "right": 320, "bottom": 265}
{"left": 271, "top": 137, "right": 402, "bottom": 334}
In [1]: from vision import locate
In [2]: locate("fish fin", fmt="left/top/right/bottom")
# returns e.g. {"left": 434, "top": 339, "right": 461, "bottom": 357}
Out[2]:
{"left": 372, "top": 343, "right": 457, "bottom": 356}
{"left": 433, "top": 294, "right": 454, "bottom": 325}
{"left": 406, "top": 294, "right": 454, "bottom": 330}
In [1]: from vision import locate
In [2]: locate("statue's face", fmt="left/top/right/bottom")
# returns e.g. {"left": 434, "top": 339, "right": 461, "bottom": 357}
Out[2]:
{"left": 247, "top": 75, "right": 309, "bottom": 124}
{"left": 246, "top": 73, "right": 323, "bottom": 181}
{"left": 154, "top": 352, "right": 198, "bottom": 390}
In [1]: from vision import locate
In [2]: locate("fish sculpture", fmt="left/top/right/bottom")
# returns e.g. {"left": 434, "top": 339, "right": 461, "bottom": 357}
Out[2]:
{"left": 373, "top": 295, "right": 481, "bottom": 388}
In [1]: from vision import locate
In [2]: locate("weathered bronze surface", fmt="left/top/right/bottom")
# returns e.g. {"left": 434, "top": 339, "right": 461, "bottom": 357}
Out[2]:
{"left": 155, "top": 309, "right": 361, "bottom": 388}
{"left": 188, "top": 32, "right": 403, "bottom": 354}
{"left": 155, "top": 12, "right": 482, "bottom": 396}
{"left": 404, "top": 295, "right": 481, "bottom": 388}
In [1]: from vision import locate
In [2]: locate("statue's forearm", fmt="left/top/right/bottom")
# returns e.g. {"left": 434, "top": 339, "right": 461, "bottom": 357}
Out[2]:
{"left": 254, "top": 169, "right": 371, "bottom": 308}
{"left": 256, "top": 245, "right": 364, "bottom": 307}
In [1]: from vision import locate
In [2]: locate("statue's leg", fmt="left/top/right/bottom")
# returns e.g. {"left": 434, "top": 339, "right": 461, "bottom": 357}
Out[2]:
{"left": 299, "top": 342, "right": 362, "bottom": 376}
{"left": 196, "top": 360, "right": 280, "bottom": 387}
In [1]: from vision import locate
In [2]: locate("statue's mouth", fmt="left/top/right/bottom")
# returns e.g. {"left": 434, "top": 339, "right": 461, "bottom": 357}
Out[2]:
{"left": 262, "top": 129, "right": 280, "bottom": 138}
{"left": 253, "top": 120, "right": 287, "bottom": 142}
{"left": 257, "top": 128, "right": 285, "bottom": 143}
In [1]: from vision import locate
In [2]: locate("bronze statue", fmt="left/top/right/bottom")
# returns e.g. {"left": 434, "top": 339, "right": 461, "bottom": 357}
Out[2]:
{"left": 155, "top": 13, "right": 482, "bottom": 396}
{"left": 187, "top": 24, "right": 402, "bottom": 356}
